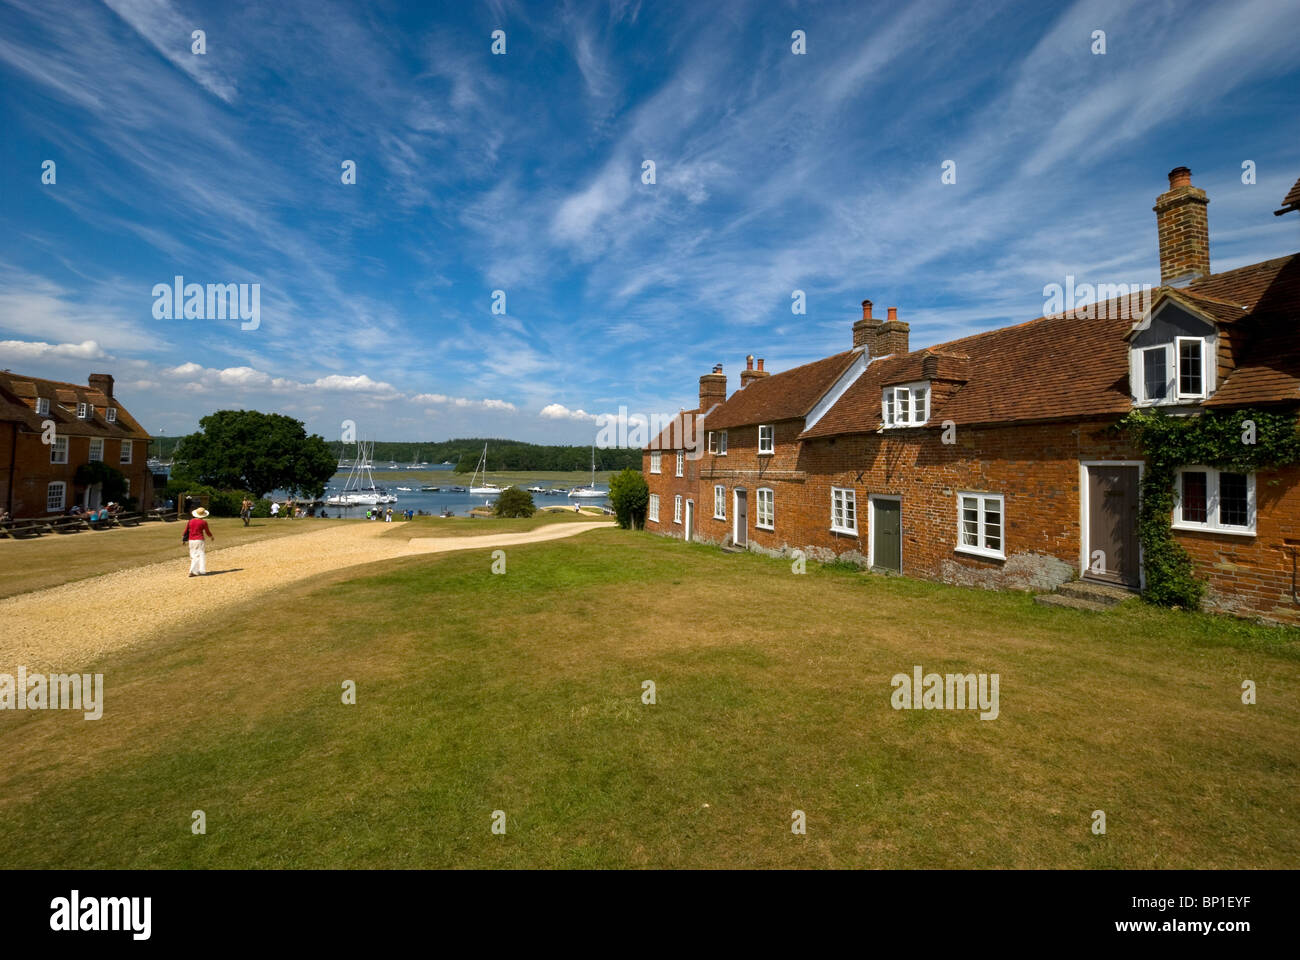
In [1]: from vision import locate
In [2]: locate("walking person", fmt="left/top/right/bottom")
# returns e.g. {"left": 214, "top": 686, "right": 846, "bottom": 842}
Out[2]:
{"left": 184, "top": 506, "right": 214, "bottom": 577}
{"left": 240, "top": 498, "right": 253, "bottom": 527}
{"left": 270, "top": 501, "right": 281, "bottom": 519}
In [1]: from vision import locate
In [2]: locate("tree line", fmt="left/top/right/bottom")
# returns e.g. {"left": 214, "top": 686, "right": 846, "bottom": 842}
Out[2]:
{"left": 152, "top": 435, "right": 644, "bottom": 473}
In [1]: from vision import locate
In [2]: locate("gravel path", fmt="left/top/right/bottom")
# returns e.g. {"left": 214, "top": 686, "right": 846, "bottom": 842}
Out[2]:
{"left": 0, "top": 521, "right": 613, "bottom": 671}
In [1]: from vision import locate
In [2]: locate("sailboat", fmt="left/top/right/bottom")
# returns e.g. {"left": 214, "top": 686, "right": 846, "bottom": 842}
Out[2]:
{"left": 327, "top": 440, "right": 399, "bottom": 505}
{"left": 468, "top": 443, "right": 503, "bottom": 497}
{"left": 567, "top": 445, "right": 607, "bottom": 499}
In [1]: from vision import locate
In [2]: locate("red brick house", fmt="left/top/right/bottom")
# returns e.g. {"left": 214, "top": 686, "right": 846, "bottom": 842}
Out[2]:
{"left": 645, "top": 167, "right": 1300, "bottom": 623}
{"left": 0, "top": 372, "right": 154, "bottom": 518}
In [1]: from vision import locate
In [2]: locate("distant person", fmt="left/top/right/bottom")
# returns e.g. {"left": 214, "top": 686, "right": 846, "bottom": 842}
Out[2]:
{"left": 270, "top": 501, "right": 281, "bottom": 518}
{"left": 184, "top": 506, "right": 214, "bottom": 577}
{"left": 240, "top": 498, "right": 253, "bottom": 526}
{"left": 385, "top": 508, "right": 392, "bottom": 523}
{"left": 574, "top": 503, "right": 581, "bottom": 513}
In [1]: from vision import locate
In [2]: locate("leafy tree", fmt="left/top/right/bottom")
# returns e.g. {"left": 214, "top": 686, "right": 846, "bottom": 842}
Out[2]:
{"left": 494, "top": 486, "right": 536, "bottom": 518}
{"left": 171, "top": 410, "right": 337, "bottom": 498}
{"left": 607, "top": 468, "right": 648, "bottom": 529}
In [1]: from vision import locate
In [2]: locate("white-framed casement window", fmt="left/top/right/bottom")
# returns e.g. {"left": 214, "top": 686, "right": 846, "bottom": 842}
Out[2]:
{"left": 882, "top": 382, "right": 930, "bottom": 428}
{"left": 756, "top": 487, "right": 774, "bottom": 529}
{"left": 674, "top": 495, "right": 683, "bottom": 524}
{"left": 88, "top": 437, "right": 104, "bottom": 462}
{"left": 46, "top": 481, "right": 66, "bottom": 512}
{"left": 709, "top": 430, "right": 728, "bottom": 455}
{"left": 50, "top": 435, "right": 68, "bottom": 464}
{"left": 676, "top": 451, "right": 684, "bottom": 477}
{"left": 1174, "top": 467, "right": 1255, "bottom": 535}
{"left": 35, "top": 397, "right": 49, "bottom": 416}
{"left": 120, "top": 440, "right": 133, "bottom": 464}
{"left": 758, "top": 424, "right": 775, "bottom": 454}
{"left": 1176, "top": 337, "right": 1205, "bottom": 399}
{"left": 648, "top": 494, "right": 660, "bottom": 523}
{"left": 714, "top": 484, "right": 726, "bottom": 520}
{"left": 830, "top": 486, "right": 857, "bottom": 534}
{"left": 957, "top": 493, "right": 1005, "bottom": 559}
{"left": 650, "top": 450, "right": 661, "bottom": 474}
{"left": 76, "top": 401, "right": 89, "bottom": 419}
{"left": 1134, "top": 337, "right": 1211, "bottom": 405}
{"left": 106, "top": 407, "right": 117, "bottom": 423}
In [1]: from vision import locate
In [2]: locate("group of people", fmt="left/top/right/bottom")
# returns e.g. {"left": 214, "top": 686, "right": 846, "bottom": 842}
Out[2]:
{"left": 67, "top": 501, "right": 122, "bottom": 523}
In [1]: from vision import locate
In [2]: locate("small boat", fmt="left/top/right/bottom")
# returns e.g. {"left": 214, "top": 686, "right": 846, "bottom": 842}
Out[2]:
{"left": 396, "top": 486, "right": 413, "bottom": 492}
{"left": 568, "top": 444, "right": 607, "bottom": 499}
{"left": 468, "top": 443, "right": 503, "bottom": 497}
{"left": 420, "top": 485, "right": 440, "bottom": 492}
{"left": 527, "top": 485, "right": 545, "bottom": 494}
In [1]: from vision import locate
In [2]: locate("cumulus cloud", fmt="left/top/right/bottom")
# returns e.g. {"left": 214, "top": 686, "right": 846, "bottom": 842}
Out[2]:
{"left": 539, "top": 402, "right": 599, "bottom": 421}
{"left": 0, "top": 338, "right": 108, "bottom": 360}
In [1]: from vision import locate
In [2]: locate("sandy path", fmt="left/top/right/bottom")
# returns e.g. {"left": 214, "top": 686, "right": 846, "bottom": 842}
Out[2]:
{"left": 0, "top": 521, "right": 613, "bottom": 670}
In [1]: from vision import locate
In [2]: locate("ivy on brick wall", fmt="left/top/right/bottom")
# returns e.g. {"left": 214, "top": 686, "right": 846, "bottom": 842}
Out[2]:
{"left": 1118, "top": 408, "right": 1300, "bottom": 609}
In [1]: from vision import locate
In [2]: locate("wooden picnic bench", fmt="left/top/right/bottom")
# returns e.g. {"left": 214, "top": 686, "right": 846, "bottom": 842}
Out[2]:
{"left": 145, "top": 509, "right": 179, "bottom": 522}
{"left": 48, "top": 515, "right": 90, "bottom": 534}
{"left": 112, "top": 511, "right": 143, "bottom": 527}
{"left": 3, "top": 519, "right": 48, "bottom": 539}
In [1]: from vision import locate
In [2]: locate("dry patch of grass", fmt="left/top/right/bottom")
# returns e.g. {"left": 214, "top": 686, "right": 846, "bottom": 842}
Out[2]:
{"left": 1, "top": 531, "right": 1296, "bottom": 868}
{"left": 0, "top": 517, "right": 327, "bottom": 599}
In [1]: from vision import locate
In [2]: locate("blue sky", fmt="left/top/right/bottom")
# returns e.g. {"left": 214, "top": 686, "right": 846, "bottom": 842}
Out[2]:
{"left": 1, "top": 0, "right": 1297, "bottom": 444}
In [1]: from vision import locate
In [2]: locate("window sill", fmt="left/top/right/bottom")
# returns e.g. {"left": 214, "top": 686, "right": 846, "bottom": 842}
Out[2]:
{"left": 755, "top": 523, "right": 774, "bottom": 531}
{"left": 713, "top": 514, "right": 725, "bottom": 521}
{"left": 758, "top": 450, "right": 774, "bottom": 456}
{"left": 1172, "top": 522, "right": 1255, "bottom": 538}
{"left": 882, "top": 422, "right": 928, "bottom": 429}
{"left": 829, "top": 526, "right": 858, "bottom": 536}
{"left": 955, "top": 545, "right": 1005, "bottom": 561}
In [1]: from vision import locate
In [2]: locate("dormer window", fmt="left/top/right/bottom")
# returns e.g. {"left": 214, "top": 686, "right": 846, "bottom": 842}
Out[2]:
{"left": 106, "top": 407, "right": 117, "bottom": 423}
{"left": 76, "top": 402, "right": 90, "bottom": 419}
{"left": 1130, "top": 300, "right": 1214, "bottom": 406}
{"left": 882, "top": 382, "right": 929, "bottom": 428}
{"left": 758, "top": 424, "right": 774, "bottom": 454}
{"left": 35, "top": 397, "right": 49, "bottom": 416}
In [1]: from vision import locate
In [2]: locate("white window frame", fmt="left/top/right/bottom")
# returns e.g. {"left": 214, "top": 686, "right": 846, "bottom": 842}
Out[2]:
{"left": 881, "top": 381, "right": 930, "bottom": 428}
{"left": 718, "top": 430, "right": 727, "bottom": 455}
{"left": 106, "top": 407, "right": 117, "bottom": 423}
{"left": 88, "top": 437, "right": 104, "bottom": 462}
{"left": 674, "top": 494, "right": 683, "bottom": 524}
{"left": 714, "top": 484, "right": 726, "bottom": 520}
{"left": 1175, "top": 336, "right": 1206, "bottom": 400}
{"left": 120, "top": 439, "right": 133, "bottom": 464}
{"left": 756, "top": 487, "right": 774, "bottom": 530}
{"left": 830, "top": 486, "right": 857, "bottom": 535}
{"left": 650, "top": 450, "right": 661, "bottom": 474}
{"left": 76, "top": 401, "right": 89, "bottom": 419}
{"left": 50, "top": 435, "right": 68, "bottom": 464}
{"left": 648, "top": 494, "right": 660, "bottom": 523}
{"left": 758, "top": 424, "right": 775, "bottom": 455}
{"left": 675, "top": 451, "right": 684, "bottom": 477}
{"left": 35, "top": 397, "right": 49, "bottom": 416}
{"left": 956, "top": 492, "right": 1005, "bottom": 560}
{"left": 46, "top": 481, "right": 66, "bottom": 512}
{"left": 1132, "top": 336, "right": 1214, "bottom": 406}
{"left": 1173, "top": 466, "right": 1256, "bottom": 536}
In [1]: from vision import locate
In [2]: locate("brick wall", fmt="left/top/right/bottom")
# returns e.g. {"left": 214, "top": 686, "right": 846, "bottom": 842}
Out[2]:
{"left": 0, "top": 428, "right": 154, "bottom": 518}
{"left": 642, "top": 447, "right": 699, "bottom": 539}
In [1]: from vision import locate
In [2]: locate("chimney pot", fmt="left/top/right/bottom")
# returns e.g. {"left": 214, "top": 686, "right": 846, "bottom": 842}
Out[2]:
{"left": 887, "top": 306, "right": 898, "bottom": 322}
{"left": 1168, "top": 166, "right": 1192, "bottom": 189}
{"left": 757, "top": 358, "right": 764, "bottom": 371}
{"left": 861, "top": 299, "right": 873, "bottom": 321}
{"left": 746, "top": 355, "right": 754, "bottom": 370}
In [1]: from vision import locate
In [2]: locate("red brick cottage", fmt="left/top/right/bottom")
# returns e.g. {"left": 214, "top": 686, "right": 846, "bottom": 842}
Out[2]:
{"left": 644, "top": 168, "right": 1300, "bottom": 623}
{"left": 0, "top": 372, "right": 154, "bottom": 518}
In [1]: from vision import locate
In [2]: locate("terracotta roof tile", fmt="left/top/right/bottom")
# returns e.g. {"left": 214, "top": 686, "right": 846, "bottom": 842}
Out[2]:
{"left": 702, "top": 350, "right": 859, "bottom": 429}
{"left": 0, "top": 372, "right": 151, "bottom": 439}
{"left": 1278, "top": 175, "right": 1300, "bottom": 213}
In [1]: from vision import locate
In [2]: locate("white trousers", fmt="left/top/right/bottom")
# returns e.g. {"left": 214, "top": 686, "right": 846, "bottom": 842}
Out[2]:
{"left": 188, "top": 539, "right": 207, "bottom": 575}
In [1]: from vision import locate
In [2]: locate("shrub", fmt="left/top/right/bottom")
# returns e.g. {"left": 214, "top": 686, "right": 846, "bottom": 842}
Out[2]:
{"left": 494, "top": 486, "right": 536, "bottom": 518}
{"left": 607, "top": 468, "right": 648, "bottom": 529}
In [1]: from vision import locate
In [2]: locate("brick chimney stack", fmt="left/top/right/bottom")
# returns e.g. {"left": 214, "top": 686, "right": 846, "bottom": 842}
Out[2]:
{"left": 1154, "top": 166, "right": 1210, "bottom": 287}
{"left": 873, "top": 306, "right": 910, "bottom": 357}
{"left": 853, "top": 299, "right": 875, "bottom": 349}
{"left": 739, "top": 354, "right": 771, "bottom": 389}
{"left": 88, "top": 373, "right": 114, "bottom": 399}
{"left": 699, "top": 364, "right": 726, "bottom": 411}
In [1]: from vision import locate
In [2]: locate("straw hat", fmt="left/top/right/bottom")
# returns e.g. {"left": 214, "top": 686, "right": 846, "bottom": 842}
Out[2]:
{"left": 191, "top": 507, "right": 210, "bottom": 518}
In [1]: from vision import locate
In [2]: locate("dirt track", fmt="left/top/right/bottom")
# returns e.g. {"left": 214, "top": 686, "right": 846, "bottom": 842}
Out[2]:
{"left": 0, "top": 521, "right": 613, "bottom": 670}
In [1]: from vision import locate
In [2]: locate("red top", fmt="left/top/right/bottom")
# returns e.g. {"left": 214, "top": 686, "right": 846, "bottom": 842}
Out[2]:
{"left": 187, "top": 518, "right": 212, "bottom": 540}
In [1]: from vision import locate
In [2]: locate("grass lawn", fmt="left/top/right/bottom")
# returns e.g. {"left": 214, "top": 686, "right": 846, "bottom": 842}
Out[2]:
{"left": 376, "top": 510, "right": 610, "bottom": 541}
{"left": 2, "top": 530, "right": 1298, "bottom": 868}
{"left": 0, "top": 517, "right": 330, "bottom": 600}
